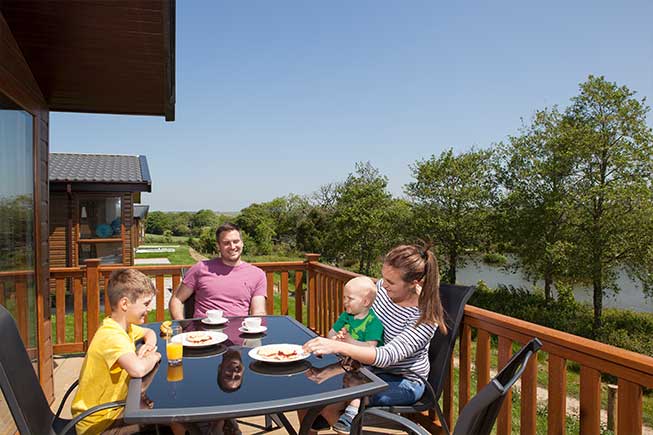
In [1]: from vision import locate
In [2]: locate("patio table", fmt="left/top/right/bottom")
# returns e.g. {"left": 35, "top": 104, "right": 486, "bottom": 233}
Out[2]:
{"left": 123, "top": 316, "right": 387, "bottom": 435}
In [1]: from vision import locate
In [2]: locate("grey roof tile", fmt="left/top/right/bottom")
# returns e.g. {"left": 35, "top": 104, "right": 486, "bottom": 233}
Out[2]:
{"left": 49, "top": 153, "right": 151, "bottom": 184}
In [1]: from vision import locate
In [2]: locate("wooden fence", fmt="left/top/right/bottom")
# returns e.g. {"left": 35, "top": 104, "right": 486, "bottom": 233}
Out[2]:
{"left": 2, "top": 253, "right": 652, "bottom": 434}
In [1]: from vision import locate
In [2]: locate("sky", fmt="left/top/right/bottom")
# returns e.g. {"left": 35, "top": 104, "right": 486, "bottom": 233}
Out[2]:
{"left": 50, "top": 0, "right": 653, "bottom": 212}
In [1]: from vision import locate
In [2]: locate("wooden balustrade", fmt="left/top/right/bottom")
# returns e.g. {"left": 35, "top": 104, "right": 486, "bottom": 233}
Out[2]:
{"left": 3, "top": 255, "right": 652, "bottom": 433}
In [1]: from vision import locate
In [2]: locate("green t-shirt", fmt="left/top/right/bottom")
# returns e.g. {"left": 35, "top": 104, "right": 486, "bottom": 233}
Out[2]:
{"left": 332, "top": 309, "right": 384, "bottom": 345}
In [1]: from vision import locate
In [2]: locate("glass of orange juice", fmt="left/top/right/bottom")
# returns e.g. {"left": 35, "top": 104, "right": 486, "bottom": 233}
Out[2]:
{"left": 166, "top": 324, "right": 183, "bottom": 365}
{"left": 167, "top": 363, "right": 184, "bottom": 382}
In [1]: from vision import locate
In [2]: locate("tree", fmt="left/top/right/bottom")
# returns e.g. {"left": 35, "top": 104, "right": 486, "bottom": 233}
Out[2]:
{"left": 331, "top": 162, "right": 396, "bottom": 275}
{"left": 495, "top": 107, "right": 576, "bottom": 301}
{"left": 189, "top": 209, "right": 218, "bottom": 233}
{"left": 145, "top": 211, "right": 172, "bottom": 235}
{"left": 564, "top": 75, "right": 653, "bottom": 331}
{"left": 405, "top": 148, "right": 495, "bottom": 284}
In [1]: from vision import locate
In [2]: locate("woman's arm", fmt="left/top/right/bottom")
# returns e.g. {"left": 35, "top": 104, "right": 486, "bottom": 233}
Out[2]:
{"left": 373, "top": 323, "right": 436, "bottom": 367}
{"left": 303, "top": 337, "right": 377, "bottom": 365}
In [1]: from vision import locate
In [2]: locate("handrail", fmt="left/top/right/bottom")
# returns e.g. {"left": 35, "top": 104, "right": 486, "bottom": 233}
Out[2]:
{"left": 2, "top": 256, "right": 650, "bottom": 433}
{"left": 464, "top": 305, "right": 653, "bottom": 387}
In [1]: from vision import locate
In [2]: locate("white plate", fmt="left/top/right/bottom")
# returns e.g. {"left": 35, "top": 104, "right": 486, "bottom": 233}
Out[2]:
{"left": 171, "top": 331, "right": 228, "bottom": 348}
{"left": 238, "top": 325, "right": 267, "bottom": 334}
{"left": 201, "top": 317, "right": 228, "bottom": 325}
{"left": 249, "top": 344, "right": 310, "bottom": 363}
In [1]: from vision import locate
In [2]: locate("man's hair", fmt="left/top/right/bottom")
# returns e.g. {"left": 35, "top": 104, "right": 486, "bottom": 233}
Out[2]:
{"left": 215, "top": 222, "right": 241, "bottom": 242}
{"left": 107, "top": 269, "right": 156, "bottom": 309}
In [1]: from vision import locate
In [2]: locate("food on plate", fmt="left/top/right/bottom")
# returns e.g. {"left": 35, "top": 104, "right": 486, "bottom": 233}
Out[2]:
{"left": 257, "top": 345, "right": 302, "bottom": 361}
{"left": 186, "top": 331, "right": 213, "bottom": 344}
{"left": 159, "top": 320, "right": 172, "bottom": 335}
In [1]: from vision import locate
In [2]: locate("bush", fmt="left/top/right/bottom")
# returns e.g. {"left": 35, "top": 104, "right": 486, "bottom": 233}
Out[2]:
{"left": 469, "top": 283, "right": 653, "bottom": 357}
{"left": 482, "top": 252, "right": 508, "bottom": 266}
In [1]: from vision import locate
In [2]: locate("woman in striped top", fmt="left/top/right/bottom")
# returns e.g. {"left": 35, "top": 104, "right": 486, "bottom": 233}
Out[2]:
{"left": 303, "top": 243, "right": 447, "bottom": 431}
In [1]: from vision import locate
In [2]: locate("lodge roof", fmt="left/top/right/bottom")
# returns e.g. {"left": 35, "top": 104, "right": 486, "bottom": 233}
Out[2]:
{"left": 49, "top": 153, "right": 152, "bottom": 192}
{"left": 134, "top": 205, "right": 150, "bottom": 219}
{"left": 0, "top": 1, "right": 175, "bottom": 120}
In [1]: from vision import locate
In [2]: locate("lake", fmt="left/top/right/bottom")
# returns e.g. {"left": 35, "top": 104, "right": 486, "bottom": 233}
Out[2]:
{"left": 457, "top": 257, "right": 653, "bottom": 314}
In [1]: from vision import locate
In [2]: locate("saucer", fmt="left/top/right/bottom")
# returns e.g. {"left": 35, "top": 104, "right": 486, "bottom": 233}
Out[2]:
{"left": 238, "top": 325, "right": 267, "bottom": 334}
{"left": 201, "top": 317, "right": 228, "bottom": 325}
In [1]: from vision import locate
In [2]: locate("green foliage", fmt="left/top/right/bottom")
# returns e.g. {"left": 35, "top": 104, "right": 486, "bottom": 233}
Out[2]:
{"left": 481, "top": 252, "right": 507, "bottom": 266}
{"left": 564, "top": 75, "right": 653, "bottom": 330}
{"left": 494, "top": 106, "right": 575, "bottom": 301}
{"left": 135, "top": 245, "right": 196, "bottom": 265}
{"left": 469, "top": 283, "right": 653, "bottom": 357}
{"left": 405, "top": 148, "right": 495, "bottom": 283}
{"left": 330, "top": 162, "right": 404, "bottom": 275}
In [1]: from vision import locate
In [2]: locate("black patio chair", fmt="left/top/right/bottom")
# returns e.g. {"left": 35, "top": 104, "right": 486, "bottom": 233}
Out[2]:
{"left": 365, "top": 284, "right": 476, "bottom": 434}
{"left": 352, "top": 337, "right": 543, "bottom": 435}
{"left": 0, "top": 304, "right": 125, "bottom": 435}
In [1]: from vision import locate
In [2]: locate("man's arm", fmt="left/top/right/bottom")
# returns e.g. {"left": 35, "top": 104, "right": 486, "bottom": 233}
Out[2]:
{"left": 169, "top": 283, "right": 194, "bottom": 320}
{"left": 249, "top": 295, "right": 267, "bottom": 316}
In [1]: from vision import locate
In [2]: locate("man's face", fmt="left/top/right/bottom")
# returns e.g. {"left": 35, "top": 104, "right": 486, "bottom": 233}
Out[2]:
{"left": 217, "top": 230, "right": 243, "bottom": 263}
{"left": 125, "top": 294, "right": 154, "bottom": 324}
{"left": 219, "top": 354, "right": 244, "bottom": 391}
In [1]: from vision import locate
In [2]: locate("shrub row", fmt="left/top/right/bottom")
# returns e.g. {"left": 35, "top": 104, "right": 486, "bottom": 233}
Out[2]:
{"left": 468, "top": 282, "right": 653, "bottom": 358}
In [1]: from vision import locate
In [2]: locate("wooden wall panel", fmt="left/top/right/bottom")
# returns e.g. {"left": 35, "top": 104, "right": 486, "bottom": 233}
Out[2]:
{"left": 123, "top": 192, "right": 134, "bottom": 265}
{"left": 48, "top": 193, "right": 69, "bottom": 268}
{"left": 1, "top": 11, "right": 53, "bottom": 401}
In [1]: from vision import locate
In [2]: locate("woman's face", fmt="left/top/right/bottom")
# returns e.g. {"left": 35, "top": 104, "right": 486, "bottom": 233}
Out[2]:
{"left": 381, "top": 264, "right": 415, "bottom": 304}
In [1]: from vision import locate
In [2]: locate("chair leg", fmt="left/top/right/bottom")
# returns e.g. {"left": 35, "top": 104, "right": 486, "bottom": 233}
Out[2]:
{"left": 434, "top": 403, "right": 451, "bottom": 435}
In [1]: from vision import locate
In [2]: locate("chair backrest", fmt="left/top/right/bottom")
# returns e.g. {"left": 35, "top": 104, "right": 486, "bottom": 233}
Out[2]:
{"left": 452, "top": 338, "right": 543, "bottom": 435}
{"left": 0, "top": 305, "right": 56, "bottom": 435}
{"left": 427, "top": 284, "right": 476, "bottom": 400}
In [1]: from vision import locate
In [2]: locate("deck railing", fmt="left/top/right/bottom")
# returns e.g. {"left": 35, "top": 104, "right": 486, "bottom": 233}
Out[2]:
{"left": 2, "top": 254, "right": 652, "bottom": 434}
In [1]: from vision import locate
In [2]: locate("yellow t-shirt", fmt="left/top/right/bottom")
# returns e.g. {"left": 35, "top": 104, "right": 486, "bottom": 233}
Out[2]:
{"left": 71, "top": 318, "right": 145, "bottom": 434}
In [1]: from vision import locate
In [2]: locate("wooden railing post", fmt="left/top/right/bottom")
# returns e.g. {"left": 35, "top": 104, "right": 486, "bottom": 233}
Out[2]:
{"left": 304, "top": 253, "right": 320, "bottom": 331}
{"left": 84, "top": 259, "right": 101, "bottom": 346}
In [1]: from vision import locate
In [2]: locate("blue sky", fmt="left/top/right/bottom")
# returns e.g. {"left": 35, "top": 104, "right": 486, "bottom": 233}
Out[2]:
{"left": 50, "top": 1, "right": 653, "bottom": 212}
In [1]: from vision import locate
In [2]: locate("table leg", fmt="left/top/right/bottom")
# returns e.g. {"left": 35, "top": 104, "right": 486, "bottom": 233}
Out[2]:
{"left": 274, "top": 413, "right": 298, "bottom": 435}
{"left": 298, "top": 406, "right": 326, "bottom": 435}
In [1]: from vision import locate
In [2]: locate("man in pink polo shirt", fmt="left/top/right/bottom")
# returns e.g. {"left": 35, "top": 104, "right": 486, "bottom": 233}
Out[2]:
{"left": 169, "top": 223, "right": 267, "bottom": 319}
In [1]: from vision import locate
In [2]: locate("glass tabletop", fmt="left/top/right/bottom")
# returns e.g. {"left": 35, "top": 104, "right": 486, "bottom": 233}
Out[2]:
{"left": 124, "top": 316, "right": 387, "bottom": 425}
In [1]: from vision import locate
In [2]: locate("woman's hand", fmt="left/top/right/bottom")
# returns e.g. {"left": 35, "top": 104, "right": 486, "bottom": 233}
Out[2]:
{"left": 303, "top": 336, "right": 344, "bottom": 356}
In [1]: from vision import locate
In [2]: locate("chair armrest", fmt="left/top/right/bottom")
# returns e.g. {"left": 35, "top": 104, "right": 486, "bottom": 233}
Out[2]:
{"left": 57, "top": 401, "right": 126, "bottom": 435}
{"left": 55, "top": 379, "right": 79, "bottom": 418}
{"left": 351, "top": 408, "right": 431, "bottom": 435}
{"left": 372, "top": 367, "right": 437, "bottom": 405}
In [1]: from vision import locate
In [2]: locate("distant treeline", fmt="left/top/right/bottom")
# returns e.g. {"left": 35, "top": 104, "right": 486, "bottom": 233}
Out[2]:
{"left": 147, "top": 75, "right": 653, "bottom": 332}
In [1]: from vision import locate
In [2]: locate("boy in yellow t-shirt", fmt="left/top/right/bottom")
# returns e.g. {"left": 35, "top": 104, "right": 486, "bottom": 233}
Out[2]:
{"left": 71, "top": 269, "right": 161, "bottom": 434}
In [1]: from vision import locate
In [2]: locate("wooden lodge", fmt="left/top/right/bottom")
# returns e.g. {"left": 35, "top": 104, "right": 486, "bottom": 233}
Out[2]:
{"left": 49, "top": 153, "right": 153, "bottom": 268}
{"left": 0, "top": 0, "right": 175, "bottom": 405}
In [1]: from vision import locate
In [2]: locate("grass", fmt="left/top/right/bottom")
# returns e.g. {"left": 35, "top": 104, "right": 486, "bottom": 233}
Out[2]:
{"left": 448, "top": 339, "right": 652, "bottom": 432}
{"left": 135, "top": 244, "right": 196, "bottom": 265}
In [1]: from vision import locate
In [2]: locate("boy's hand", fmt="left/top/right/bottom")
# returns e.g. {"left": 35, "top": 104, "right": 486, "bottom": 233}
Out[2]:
{"left": 335, "top": 328, "right": 352, "bottom": 343}
{"left": 137, "top": 343, "right": 158, "bottom": 358}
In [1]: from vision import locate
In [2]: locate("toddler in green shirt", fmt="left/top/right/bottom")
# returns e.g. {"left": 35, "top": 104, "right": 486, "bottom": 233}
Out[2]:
{"left": 328, "top": 276, "right": 383, "bottom": 433}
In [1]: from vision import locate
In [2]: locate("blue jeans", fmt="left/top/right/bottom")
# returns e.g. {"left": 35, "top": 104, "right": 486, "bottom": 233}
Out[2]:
{"left": 368, "top": 373, "right": 425, "bottom": 406}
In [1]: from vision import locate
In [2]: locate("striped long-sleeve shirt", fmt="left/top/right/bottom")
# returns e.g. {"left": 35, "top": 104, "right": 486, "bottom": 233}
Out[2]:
{"left": 371, "top": 279, "right": 438, "bottom": 383}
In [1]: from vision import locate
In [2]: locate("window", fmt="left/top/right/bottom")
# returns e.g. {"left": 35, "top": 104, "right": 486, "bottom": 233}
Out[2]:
{"left": 78, "top": 196, "right": 123, "bottom": 264}
{"left": 79, "top": 197, "right": 122, "bottom": 239}
{"left": 0, "top": 93, "right": 38, "bottom": 365}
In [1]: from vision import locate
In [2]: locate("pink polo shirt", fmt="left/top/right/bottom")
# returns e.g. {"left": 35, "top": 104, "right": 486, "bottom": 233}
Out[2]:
{"left": 182, "top": 258, "right": 267, "bottom": 317}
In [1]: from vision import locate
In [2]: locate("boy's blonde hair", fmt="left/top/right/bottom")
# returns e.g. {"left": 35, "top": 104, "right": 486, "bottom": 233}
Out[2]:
{"left": 107, "top": 269, "right": 156, "bottom": 309}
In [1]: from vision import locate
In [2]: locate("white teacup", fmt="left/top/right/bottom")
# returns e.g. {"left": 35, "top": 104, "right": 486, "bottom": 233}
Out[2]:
{"left": 242, "top": 317, "right": 262, "bottom": 330}
{"left": 206, "top": 309, "right": 224, "bottom": 322}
